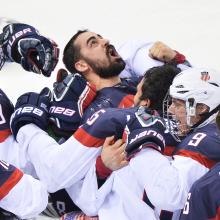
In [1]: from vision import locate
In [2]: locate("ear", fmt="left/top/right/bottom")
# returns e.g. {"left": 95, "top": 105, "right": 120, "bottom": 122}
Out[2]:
{"left": 139, "top": 99, "right": 151, "bottom": 108}
{"left": 75, "top": 60, "right": 89, "bottom": 73}
{"left": 197, "top": 104, "right": 209, "bottom": 114}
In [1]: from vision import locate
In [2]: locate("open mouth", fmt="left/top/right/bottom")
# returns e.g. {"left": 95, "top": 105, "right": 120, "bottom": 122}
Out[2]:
{"left": 106, "top": 45, "right": 120, "bottom": 58}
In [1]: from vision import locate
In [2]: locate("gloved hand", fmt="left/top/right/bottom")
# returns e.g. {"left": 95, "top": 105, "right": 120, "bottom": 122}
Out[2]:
{"left": 124, "top": 106, "right": 166, "bottom": 158}
{"left": 49, "top": 69, "right": 96, "bottom": 137}
{"left": 0, "top": 23, "right": 59, "bottom": 76}
{"left": 10, "top": 87, "right": 51, "bottom": 139}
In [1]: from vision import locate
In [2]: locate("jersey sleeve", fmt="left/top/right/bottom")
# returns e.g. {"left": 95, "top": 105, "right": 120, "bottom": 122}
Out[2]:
{"left": 0, "top": 89, "right": 14, "bottom": 142}
{"left": 16, "top": 123, "right": 101, "bottom": 193}
{"left": 0, "top": 160, "right": 48, "bottom": 219}
{"left": 117, "top": 40, "right": 191, "bottom": 78}
{"left": 180, "top": 162, "right": 220, "bottom": 220}
{"left": 128, "top": 128, "right": 217, "bottom": 212}
{"left": 118, "top": 40, "right": 164, "bottom": 78}
{"left": 74, "top": 108, "right": 128, "bottom": 147}
{"left": 0, "top": 160, "right": 23, "bottom": 200}
{"left": 15, "top": 108, "right": 128, "bottom": 193}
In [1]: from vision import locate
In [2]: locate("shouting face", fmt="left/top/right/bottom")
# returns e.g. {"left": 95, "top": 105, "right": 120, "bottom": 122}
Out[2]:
{"left": 74, "top": 31, "right": 125, "bottom": 78}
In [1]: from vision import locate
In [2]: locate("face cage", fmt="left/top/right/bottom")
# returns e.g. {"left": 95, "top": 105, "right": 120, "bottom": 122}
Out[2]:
{"left": 163, "top": 93, "right": 183, "bottom": 142}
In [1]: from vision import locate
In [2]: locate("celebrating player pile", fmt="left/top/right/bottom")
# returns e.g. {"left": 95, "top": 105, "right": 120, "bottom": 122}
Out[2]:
{"left": 1, "top": 19, "right": 220, "bottom": 220}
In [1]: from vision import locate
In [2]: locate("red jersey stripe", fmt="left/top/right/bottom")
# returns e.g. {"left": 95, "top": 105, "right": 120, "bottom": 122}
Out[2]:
{"left": 0, "top": 129, "right": 11, "bottom": 143}
{"left": 118, "top": 95, "right": 134, "bottom": 108}
{"left": 176, "top": 149, "right": 217, "bottom": 169}
{"left": 164, "top": 145, "right": 176, "bottom": 156}
{"left": 0, "top": 168, "right": 23, "bottom": 200}
{"left": 74, "top": 127, "right": 104, "bottom": 148}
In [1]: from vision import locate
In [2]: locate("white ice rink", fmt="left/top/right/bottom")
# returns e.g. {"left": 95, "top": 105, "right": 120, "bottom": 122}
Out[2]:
{"left": 1, "top": 0, "right": 220, "bottom": 219}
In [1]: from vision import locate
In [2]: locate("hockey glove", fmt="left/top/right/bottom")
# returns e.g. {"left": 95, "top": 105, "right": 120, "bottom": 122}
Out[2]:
{"left": 0, "top": 23, "right": 59, "bottom": 76}
{"left": 49, "top": 69, "right": 96, "bottom": 137}
{"left": 124, "top": 106, "right": 166, "bottom": 158}
{"left": 10, "top": 87, "right": 51, "bottom": 139}
{"left": 0, "top": 89, "right": 14, "bottom": 131}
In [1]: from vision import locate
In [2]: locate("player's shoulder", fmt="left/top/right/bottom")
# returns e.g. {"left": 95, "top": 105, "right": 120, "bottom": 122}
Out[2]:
{"left": 82, "top": 85, "right": 136, "bottom": 122}
{"left": 81, "top": 107, "right": 137, "bottom": 139}
{"left": 0, "top": 160, "right": 23, "bottom": 197}
{"left": 181, "top": 123, "right": 220, "bottom": 146}
{"left": 190, "top": 162, "right": 220, "bottom": 198}
{"left": 177, "top": 123, "right": 220, "bottom": 159}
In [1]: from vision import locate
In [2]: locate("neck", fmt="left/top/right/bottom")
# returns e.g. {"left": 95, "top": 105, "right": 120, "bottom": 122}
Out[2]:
{"left": 85, "top": 73, "right": 121, "bottom": 90}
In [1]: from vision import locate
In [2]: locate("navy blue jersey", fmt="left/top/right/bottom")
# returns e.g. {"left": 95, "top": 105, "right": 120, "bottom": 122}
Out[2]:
{"left": 0, "top": 160, "right": 23, "bottom": 200}
{"left": 0, "top": 89, "right": 14, "bottom": 142}
{"left": 82, "top": 77, "right": 140, "bottom": 123}
{"left": 49, "top": 106, "right": 173, "bottom": 217}
{"left": 0, "top": 160, "right": 23, "bottom": 220}
{"left": 180, "top": 162, "right": 220, "bottom": 220}
{"left": 47, "top": 107, "right": 135, "bottom": 217}
{"left": 174, "top": 123, "right": 220, "bottom": 168}
{"left": 75, "top": 106, "right": 170, "bottom": 153}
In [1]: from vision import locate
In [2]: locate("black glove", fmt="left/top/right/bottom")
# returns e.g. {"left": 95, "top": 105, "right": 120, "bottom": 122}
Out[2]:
{"left": 125, "top": 106, "right": 166, "bottom": 158}
{"left": 49, "top": 69, "right": 96, "bottom": 137}
{"left": 0, "top": 89, "right": 14, "bottom": 131}
{"left": 10, "top": 87, "right": 51, "bottom": 139}
{"left": 0, "top": 23, "right": 59, "bottom": 76}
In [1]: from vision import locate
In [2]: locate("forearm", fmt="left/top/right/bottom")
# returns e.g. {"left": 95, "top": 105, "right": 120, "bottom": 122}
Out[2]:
{"left": 17, "top": 124, "right": 101, "bottom": 192}
{"left": 0, "top": 173, "right": 48, "bottom": 219}
{"left": 67, "top": 160, "right": 114, "bottom": 216}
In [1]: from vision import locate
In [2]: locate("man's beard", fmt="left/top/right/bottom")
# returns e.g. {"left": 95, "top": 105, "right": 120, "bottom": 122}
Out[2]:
{"left": 84, "top": 56, "right": 126, "bottom": 79}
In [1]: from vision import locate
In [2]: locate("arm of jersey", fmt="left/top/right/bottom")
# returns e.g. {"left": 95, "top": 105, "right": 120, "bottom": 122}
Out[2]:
{"left": 118, "top": 40, "right": 191, "bottom": 78}
{"left": 0, "top": 161, "right": 48, "bottom": 219}
{"left": 129, "top": 148, "right": 209, "bottom": 211}
{"left": 16, "top": 124, "right": 101, "bottom": 192}
{"left": 65, "top": 159, "right": 112, "bottom": 216}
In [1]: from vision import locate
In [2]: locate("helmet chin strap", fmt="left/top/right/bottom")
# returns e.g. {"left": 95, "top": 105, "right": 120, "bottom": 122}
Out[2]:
{"left": 186, "top": 98, "right": 196, "bottom": 127}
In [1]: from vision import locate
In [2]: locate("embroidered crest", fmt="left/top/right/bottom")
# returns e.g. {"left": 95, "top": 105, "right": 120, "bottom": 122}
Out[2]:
{"left": 201, "top": 71, "right": 210, "bottom": 81}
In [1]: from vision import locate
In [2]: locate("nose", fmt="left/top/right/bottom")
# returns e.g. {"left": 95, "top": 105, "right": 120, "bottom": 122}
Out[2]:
{"left": 100, "top": 38, "right": 109, "bottom": 47}
{"left": 168, "top": 102, "right": 175, "bottom": 114}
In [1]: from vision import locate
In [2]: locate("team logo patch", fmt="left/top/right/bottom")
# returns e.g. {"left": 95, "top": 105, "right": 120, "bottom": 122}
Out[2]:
{"left": 200, "top": 71, "right": 210, "bottom": 81}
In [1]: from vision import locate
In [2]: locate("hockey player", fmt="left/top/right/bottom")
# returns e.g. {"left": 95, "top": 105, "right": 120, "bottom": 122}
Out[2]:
{"left": 8, "top": 64, "right": 179, "bottom": 219}
{"left": 43, "top": 69, "right": 97, "bottom": 218}
{"left": 0, "top": 79, "right": 50, "bottom": 219}
{"left": 93, "top": 67, "right": 220, "bottom": 220}
{"left": 0, "top": 22, "right": 59, "bottom": 218}
{"left": 43, "top": 31, "right": 191, "bottom": 217}
{"left": 57, "top": 64, "right": 181, "bottom": 220}
{"left": 179, "top": 161, "right": 220, "bottom": 220}
{"left": 62, "top": 30, "right": 190, "bottom": 121}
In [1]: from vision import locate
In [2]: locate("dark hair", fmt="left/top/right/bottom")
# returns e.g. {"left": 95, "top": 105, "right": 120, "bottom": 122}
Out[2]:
{"left": 140, "top": 64, "right": 181, "bottom": 111}
{"left": 63, "top": 30, "right": 88, "bottom": 74}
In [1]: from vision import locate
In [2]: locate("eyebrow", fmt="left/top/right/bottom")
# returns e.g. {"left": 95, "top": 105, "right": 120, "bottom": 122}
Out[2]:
{"left": 86, "top": 36, "right": 96, "bottom": 45}
{"left": 86, "top": 34, "right": 103, "bottom": 45}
